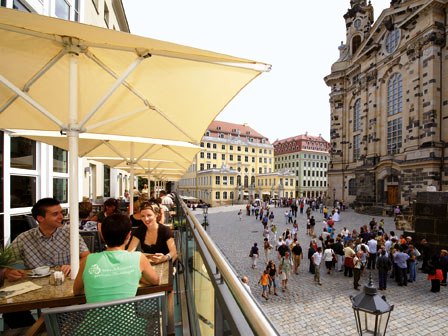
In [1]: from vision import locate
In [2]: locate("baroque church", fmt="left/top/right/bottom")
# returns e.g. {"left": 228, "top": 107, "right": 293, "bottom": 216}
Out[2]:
{"left": 325, "top": 0, "right": 448, "bottom": 207}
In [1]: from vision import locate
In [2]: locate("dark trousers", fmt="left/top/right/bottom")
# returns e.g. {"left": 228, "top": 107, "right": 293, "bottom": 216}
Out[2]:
{"left": 367, "top": 253, "right": 377, "bottom": 270}
{"left": 344, "top": 266, "right": 353, "bottom": 277}
{"left": 397, "top": 267, "right": 408, "bottom": 286}
{"left": 378, "top": 270, "right": 388, "bottom": 290}
{"left": 309, "top": 260, "right": 315, "bottom": 274}
{"left": 353, "top": 268, "right": 361, "bottom": 289}
{"left": 431, "top": 279, "right": 441, "bottom": 292}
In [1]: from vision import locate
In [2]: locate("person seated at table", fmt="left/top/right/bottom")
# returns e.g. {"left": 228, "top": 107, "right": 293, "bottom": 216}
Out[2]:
{"left": 6, "top": 198, "right": 90, "bottom": 330}
{"left": 10, "top": 197, "right": 90, "bottom": 277}
{"left": 90, "top": 197, "right": 120, "bottom": 224}
{"left": 130, "top": 199, "right": 144, "bottom": 229}
{"left": 79, "top": 201, "right": 98, "bottom": 231}
{"left": 127, "top": 201, "right": 177, "bottom": 264}
{"left": 74, "top": 214, "right": 159, "bottom": 303}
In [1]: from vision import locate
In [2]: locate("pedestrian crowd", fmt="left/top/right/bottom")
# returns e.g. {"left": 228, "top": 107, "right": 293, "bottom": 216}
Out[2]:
{"left": 240, "top": 198, "right": 448, "bottom": 301}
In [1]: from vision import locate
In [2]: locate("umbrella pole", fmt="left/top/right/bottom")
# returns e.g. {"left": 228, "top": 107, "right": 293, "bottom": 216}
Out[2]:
{"left": 129, "top": 143, "right": 135, "bottom": 215}
{"left": 68, "top": 52, "right": 80, "bottom": 279}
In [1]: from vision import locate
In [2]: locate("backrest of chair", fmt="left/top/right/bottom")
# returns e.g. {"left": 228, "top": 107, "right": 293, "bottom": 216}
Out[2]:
{"left": 79, "top": 231, "right": 95, "bottom": 253}
{"left": 80, "top": 231, "right": 104, "bottom": 253}
{"left": 43, "top": 292, "right": 166, "bottom": 336}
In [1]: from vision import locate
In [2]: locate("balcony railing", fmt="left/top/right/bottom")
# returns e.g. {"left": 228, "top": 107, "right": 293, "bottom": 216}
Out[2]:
{"left": 174, "top": 196, "right": 279, "bottom": 335}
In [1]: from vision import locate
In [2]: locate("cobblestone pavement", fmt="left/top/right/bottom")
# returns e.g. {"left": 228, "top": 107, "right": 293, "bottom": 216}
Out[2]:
{"left": 197, "top": 204, "right": 448, "bottom": 336}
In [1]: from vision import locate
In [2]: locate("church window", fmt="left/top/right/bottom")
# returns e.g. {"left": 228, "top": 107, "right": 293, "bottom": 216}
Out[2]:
{"left": 352, "top": 35, "right": 361, "bottom": 54}
{"left": 388, "top": 73, "right": 402, "bottom": 116}
{"left": 385, "top": 28, "right": 400, "bottom": 54}
{"left": 387, "top": 118, "right": 402, "bottom": 155}
{"left": 353, "top": 99, "right": 361, "bottom": 131}
{"left": 348, "top": 179, "right": 357, "bottom": 196}
{"left": 353, "top": 134, "right": 361, "bottom": 161}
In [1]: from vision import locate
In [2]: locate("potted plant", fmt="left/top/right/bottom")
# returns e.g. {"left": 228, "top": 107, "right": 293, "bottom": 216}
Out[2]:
{"left": 0, "top": 244, "right": 17, "bottom": 287}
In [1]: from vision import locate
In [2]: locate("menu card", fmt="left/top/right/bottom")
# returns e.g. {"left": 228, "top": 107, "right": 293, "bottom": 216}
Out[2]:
{"left": 0, "top": 281, "right": 42, "bottom": 299}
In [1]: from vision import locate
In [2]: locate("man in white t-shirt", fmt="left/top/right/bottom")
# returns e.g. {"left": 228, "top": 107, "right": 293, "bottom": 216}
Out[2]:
{"left": 312, "top": 247, "right": 323, "bottom": 285}
{"left": 160, "top": 190, "right": 174, "bottom": 209}
{"left": 241, "top": 276, "right": 251, "bottom": 293}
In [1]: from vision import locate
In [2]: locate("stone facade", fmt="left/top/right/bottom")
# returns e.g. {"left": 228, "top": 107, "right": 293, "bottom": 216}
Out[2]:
{"left": 325, "top": 0, "right": 448, "bottom": 206}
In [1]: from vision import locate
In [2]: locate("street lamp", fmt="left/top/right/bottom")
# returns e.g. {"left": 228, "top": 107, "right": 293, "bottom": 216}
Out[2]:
{"left": 202, "top": 204, "right": 209, "bottom": 231}
{"left": 350, "top": 274, "right": 394, "bottom": 336}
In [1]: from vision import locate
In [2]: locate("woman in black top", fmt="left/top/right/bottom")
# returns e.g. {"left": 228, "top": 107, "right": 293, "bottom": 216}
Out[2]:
{"left": 127, "top": 201, "right": 177, "bottom": 264}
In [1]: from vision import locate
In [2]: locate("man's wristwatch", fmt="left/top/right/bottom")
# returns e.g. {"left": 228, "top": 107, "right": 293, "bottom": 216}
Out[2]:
{"left": 166, "top": 253, "right": 172, "bottom": 261}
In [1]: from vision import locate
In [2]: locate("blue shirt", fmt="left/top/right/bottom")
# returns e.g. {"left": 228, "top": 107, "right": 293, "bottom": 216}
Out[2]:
{"left": 394, "top": 251, "right": 409, "bottom": 269}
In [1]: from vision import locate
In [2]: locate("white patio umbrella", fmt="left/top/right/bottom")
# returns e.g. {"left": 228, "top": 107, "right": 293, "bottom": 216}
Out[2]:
{"left": 0, "top": 8, "right": 270, "bottom": 277}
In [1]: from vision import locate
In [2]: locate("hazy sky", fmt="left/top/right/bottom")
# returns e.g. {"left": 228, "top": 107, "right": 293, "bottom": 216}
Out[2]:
{"left": 123, "top": 0, "right": 391, "bottom": 143}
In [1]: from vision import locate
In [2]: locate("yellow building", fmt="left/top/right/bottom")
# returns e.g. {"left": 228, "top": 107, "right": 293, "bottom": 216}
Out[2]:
{"left": 325, "top": 0, "right": 448, "bottom": 206}
{"left": 178, "top": 121, "right": 274, "bottom": 206}
{"left": 255, "top": 169, "right": 296, "bottom": 201}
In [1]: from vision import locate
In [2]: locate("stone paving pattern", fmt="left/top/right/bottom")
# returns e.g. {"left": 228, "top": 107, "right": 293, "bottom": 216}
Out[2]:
{"left": 197, "top": 205, "right": 448, "bottom": 335}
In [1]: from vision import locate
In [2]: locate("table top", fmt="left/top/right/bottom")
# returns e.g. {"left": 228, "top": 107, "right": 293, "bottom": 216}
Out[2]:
{"left": 0, "top": 261, "right": 172, "bottom": 313}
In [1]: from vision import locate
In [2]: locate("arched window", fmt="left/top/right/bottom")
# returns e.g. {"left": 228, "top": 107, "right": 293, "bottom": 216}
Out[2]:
{"left": 352, "top": 35, "right": 361, "bottom": 54}
{"left": 237, "top": 175, "right": 241, "bottom": 186}
{"left": 348, "top": 179, "right": 357, "bottom": 196}
{"left": 353, "top": 98, "right": 361, "bottom": 131}
{"left": 244, "top": 175, "right": 249, "bottom": 188}
{"left": 387, "top": 73, "right": 402, "bottom": 116}
{"left": 251, "top": 176, "right": 255, "bottom": 186}
{"left": 385, "top": 28, "right": 400, "bottom": 54}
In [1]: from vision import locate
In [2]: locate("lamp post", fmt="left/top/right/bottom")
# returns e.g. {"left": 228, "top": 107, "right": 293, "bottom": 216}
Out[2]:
{"left": 202, "top": 204, "right": 209, "bottom": 231}
{"left": 350, "top": 274, "right": 394, "bottom": 336}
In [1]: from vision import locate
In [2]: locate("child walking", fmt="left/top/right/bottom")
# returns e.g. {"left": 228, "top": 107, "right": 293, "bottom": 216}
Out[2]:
{"left": 259, "top": 269, "right": 270, "bottom": 300}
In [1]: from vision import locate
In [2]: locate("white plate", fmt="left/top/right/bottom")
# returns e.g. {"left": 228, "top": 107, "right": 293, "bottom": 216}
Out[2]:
{"left": 29, "top": 271, "right": 51, "bottom": 278}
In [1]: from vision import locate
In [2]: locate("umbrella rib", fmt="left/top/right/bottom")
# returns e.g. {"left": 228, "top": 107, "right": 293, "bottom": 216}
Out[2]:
{"left": 78, "top": 56, "right": 145, "bottom": 129}
{"left": 0, "top": 74, "right": 64, "bottom": 128}
{"left": 0, "top": 49, "right": 67, "bottom": 114}
{"left": 85, "top": 51, "right": 148, "bottom": 105}
{"left": 163, "top": 145, "right": 191, "bottom": 163}
{"left": 135, "top": 144, "right": 155, "bottom": 163}
{"left": 101, "top": 140, "right": 128, "bottom": 162}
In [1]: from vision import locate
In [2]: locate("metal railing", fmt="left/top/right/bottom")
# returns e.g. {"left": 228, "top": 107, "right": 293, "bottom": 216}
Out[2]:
{"left": 175, "top": 197, "right": 279, "bottom": 336}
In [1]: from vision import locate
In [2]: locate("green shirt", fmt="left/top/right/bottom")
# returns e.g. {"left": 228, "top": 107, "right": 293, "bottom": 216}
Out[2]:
{"left": 83, "top": 250, "right": 141, "bottom": 303}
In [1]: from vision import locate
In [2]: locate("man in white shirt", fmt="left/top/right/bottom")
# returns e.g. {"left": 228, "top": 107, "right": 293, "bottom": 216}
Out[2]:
{"left": 160, "top": 190, "right": 174, "bottom": 209}
{"left": 367, "top": 236, "right": 378, "bottom": 270}
{"left": 312, "top": 247, "right": 323, "bottom": 285}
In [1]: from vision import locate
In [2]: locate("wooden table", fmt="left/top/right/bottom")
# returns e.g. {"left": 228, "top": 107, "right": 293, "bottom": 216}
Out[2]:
{"left": 0, "top": 262, "right": 174, "bottom": 334}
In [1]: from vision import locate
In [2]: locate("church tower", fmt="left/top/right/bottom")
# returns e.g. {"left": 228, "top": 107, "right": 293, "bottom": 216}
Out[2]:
{"left": 341, "top": 0, "right": 374, "bottom": 59}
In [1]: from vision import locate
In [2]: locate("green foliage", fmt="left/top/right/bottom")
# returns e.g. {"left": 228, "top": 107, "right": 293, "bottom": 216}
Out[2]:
{"left": 0, "top": 245, "right": 17, "bottom": 268}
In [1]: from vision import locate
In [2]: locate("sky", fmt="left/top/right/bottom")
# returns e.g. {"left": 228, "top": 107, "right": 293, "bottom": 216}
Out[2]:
{"left": 123, "top": 0, "right": 391, "bottom": 143}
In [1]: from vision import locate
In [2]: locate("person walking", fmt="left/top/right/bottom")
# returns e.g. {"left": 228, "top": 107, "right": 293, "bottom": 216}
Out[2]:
{"left": 343, "top": 242, "right": 356, "bottom": 277}
{"left": 376, "top": 249, "right": 392, "bottom": 290}
{"left": 263, "top": 238, "right": 272, "bottom": 264}
{"left": 267, "top": 260, "right": 279, "bottom": 296}
{"left": 258, "top": 269, "right": 270, "bottom": 300}
{"left": 291, "top": 239, "right": 303, "bottom": 275}
{"left": 279, "top": 251, "right": 292, "bottom": 292}
{"left": 249, "top": 243, "right": 259, "bottom": 269}
{"left": 312, "top": 247, "right": 323, "bottom": 285}
{"left": 238, "top": 209, "right": 242, "bottom": 221}
{"left": 241, "top": 276, "right": 251, "bottom": 293}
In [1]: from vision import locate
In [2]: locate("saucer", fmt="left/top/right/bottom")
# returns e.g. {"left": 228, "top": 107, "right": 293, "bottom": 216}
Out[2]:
{"left": 29, "top": 271, "right": 51, "bottom": 278}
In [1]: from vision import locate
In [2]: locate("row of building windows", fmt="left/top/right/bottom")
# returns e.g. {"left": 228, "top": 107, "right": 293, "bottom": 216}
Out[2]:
{"left": 275, "top": 154, "right": 328, "bottom": 161}
{"left": 199, "top": 152, "right": 272, "bottom": 164}
{"left": 303, "top": 180, "right": 327, "bottom": 187}
{"left": 200, "top": 142, "right": 272, "bottom": 155}
{"left": 198, "top": 163, "right": 271, "bottom": 174}
{"left": 275, "top": 162, "right": 328, "bottom": 169}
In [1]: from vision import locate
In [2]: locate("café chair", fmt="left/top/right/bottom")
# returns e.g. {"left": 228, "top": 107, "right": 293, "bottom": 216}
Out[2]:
{"left": 42, "top": 292, "right": 166, "bottom": 336}
{"left": 80, "top": 230, "right": 104, "bottom": 253}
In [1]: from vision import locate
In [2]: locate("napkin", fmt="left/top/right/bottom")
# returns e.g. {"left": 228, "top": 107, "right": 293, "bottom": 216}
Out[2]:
{"left": 0, "top": 281, "right": 42, "bottom": 299}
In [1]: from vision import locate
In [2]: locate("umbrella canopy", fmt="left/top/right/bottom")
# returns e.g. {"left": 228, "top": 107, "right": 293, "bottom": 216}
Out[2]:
{"left": 0, "top": 8, "right": 269, "bottom": 278}
{"left": 0, "top": 7, "right": 269, "bottom": 143}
